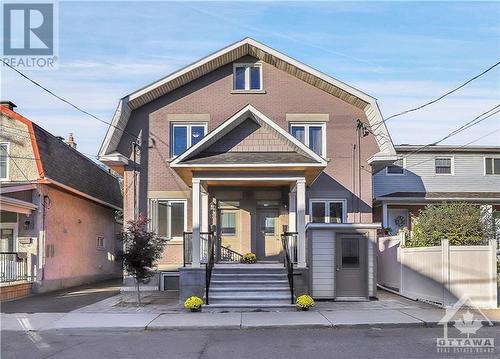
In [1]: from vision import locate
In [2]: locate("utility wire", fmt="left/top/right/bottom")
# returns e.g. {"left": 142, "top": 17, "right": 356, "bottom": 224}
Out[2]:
{"left": 1, "top": 60, "right": 139, "bottom": 143}
{"left": 372, "top": 60, "right": 500, "bottom": 131}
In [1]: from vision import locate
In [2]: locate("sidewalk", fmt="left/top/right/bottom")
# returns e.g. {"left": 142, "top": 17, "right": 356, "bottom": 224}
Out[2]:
{"left": 2, "top": 290, "right": 499, "bottom": 332}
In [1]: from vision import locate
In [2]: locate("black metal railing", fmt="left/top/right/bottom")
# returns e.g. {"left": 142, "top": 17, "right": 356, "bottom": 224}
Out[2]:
{"left": 0, "top": 252, "right": 29, "bottom": 283}
{"left": 183, "top": 230, "right": 243, "bottom": 265}
{"left": 205, "top": 227, "right": 216, "bottom": 305}
{"left": 281, "top": 231, "right": 298, "bottom": 304}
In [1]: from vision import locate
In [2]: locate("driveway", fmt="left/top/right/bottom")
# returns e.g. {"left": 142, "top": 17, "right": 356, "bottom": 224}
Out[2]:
{"left": 1, "top": 278, "right": 122, "bottom": 313}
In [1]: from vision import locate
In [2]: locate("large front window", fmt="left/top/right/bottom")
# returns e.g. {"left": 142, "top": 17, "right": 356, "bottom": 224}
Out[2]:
{"left": 171, "top": 123, "right": 207, "bottom": 157}
{"left": 0, "top": 143, "right": 9, "bottom": 180}
{"left": 290, "top": 123, "right": 326, "bottom": 157}
{"left": 150, "top": 199, "right": 186, "bottom": 240}
{"left": 310, "top": 200, "right": 346, "bottom": 223}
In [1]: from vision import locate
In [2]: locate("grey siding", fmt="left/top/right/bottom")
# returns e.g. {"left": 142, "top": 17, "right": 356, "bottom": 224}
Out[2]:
{"left": 373, "top": 152, "right": 500, "bottom": 197}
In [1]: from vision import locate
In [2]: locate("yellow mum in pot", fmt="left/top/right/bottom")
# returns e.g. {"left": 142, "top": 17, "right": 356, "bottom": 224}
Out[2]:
{"left": 242, "top": 252, "right": 257, "bottom": 264}
{"left": 184, "top": 296, "right": 203, "bottom": 312}
{"left": 296, "top": 294, "right": 315, "bottom": 311}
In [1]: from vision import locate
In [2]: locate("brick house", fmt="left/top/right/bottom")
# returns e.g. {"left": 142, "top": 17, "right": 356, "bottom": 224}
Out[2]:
{"left": 98, "top": 38, "right": 396, "bottom": 307}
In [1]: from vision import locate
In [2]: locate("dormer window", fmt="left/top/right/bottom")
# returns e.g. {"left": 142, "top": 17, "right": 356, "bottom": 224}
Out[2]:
{"left": 233, "top": 63, "right": 262, "bottom": 91}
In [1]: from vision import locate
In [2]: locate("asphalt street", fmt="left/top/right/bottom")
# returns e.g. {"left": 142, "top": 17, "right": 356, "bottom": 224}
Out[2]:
{"left": 1, "top": 278, "right": 122, "bottom": 313}
{"left": 2, "top": 327, "right": 499, "bottom": 359}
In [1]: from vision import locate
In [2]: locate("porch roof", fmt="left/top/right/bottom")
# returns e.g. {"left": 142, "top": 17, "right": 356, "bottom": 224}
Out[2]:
{"left": 0, "top": 195, "right": 37, "bottom": 215}
{"left": 182, "top": 152, "right": 315, "bottom": 165}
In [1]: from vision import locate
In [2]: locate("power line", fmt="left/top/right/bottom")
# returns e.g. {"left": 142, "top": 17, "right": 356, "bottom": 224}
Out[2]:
{"left": 372, "top": 60, "right": 500, "bottom": 131}
{"left": 1, "top": 60, "right": 139, "bottom": 143}
{"left": 401, "top": 104, "right": 500, "bottom": 159}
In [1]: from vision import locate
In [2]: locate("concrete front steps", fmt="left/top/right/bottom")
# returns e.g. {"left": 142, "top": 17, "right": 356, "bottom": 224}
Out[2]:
{"left": 206, "top": 264, "right": 294, "bottom": 309}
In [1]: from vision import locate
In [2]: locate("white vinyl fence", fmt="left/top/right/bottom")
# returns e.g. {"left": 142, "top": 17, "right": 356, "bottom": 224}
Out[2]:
{"left": 378, "top": 236, "right": 498, "bottom": 309}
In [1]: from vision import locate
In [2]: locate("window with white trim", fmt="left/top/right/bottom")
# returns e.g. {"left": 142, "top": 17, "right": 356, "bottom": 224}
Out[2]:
{"left": 485, "top": 158, "right": 500, "bottom": 175}
{"left": 310, "top": 200, "right": 346, "bottom": 223}
{"left": 435, "top": 157, "right": 453, "bottom": 175}
{"left": 233, "top": 63, "right": 262, "bottom": 91}
{"left": 0, "top": 143, "right": 9, "bottom": 180}
{"left": 150, "top": 199, "right": 187, "bottom": 240}
{"left": 96, "top": 236, "right": 105, "bottom": 250}
{"left": 289, "top": 123, "right": 326, "bottom": 157}
{"left": 171, "top": 123, "right": 207, "bottom": 157}
{"left": 386, "top": 158, "right": 405, "bottom": 175}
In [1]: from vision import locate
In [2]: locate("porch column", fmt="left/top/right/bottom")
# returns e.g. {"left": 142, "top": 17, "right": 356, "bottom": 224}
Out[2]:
{"left": 192, "top": 178, "right": 201, "bottom": 268}
{"left": 382, "top": 202, "right": 388, "bottom": 229}
{"left": 296, "top": 178, "right": 306, "bottom": 268}
{"left": 201, "top": 191, "right": 209, "bottom": 232}
{"left": 288, "top": 190, "right": 296, "bottom": 232}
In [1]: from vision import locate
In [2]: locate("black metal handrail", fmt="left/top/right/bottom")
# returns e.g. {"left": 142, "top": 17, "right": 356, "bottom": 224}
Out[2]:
{"left": 281, "top": 232, "right": 298, "bottom": 304}
{"left": 219, "top": 243, "right": 243, "bottom": 262}
{"left": 183, "top": 231, "right": 243, "bottom": 265}
{"left": 205, "top": 227, "right": 216, "bottom": 305}
{"left": 0, "top": 252, "right": 29, "bottom": 283}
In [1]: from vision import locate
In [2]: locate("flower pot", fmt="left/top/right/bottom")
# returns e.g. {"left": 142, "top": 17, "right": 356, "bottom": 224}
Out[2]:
{"left": 190, "top": 307, "right": 201, "bottom": 312}
{"left": 298, "top": 307, "right": 310, "bottom": 311}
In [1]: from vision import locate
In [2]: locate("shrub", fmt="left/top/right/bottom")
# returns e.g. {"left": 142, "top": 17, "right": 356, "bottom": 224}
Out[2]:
{"left": 296, "top": 294, "right": 315, "bottom": 310}
{"left": 242, "top": 252, "right": 257, "bottom": 264}
{"left": 406, "top": 203, "right": 493, "bottom": 247}
{"left": 184, "top": 296, "right": 203, "bottom": 311}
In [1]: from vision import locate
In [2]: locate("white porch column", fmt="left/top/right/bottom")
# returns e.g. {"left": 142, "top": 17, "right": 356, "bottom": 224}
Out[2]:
{"left": 192, "top": 178, "right": 201, "bottom": 268}
{"left": 382, "top": 202, "right": 388, "bottom": 229}
{"left": 201, "top": 191, "right": 209, "bottom": 232}
{"left": 288, "top": 190, "right": 296, "bottom": 232}
{"left": 296, "top": 178, "right": 306, "bottom": 268}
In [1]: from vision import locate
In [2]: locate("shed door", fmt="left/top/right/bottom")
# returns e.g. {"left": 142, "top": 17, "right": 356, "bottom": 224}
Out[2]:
{"left": 336, "top": 234, "right": 367, "bottom": 298}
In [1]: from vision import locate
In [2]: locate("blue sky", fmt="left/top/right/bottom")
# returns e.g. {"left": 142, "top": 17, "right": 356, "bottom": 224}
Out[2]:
{"left": 2, "top": 1, "right": 499, "bottom": 157}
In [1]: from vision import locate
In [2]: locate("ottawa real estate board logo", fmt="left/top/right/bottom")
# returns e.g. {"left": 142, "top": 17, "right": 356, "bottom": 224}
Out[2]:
{"left": 437, "top": 296, "right": 494, "bottom": 354}
{"left": 2, "top": 1, "right": 58, "bottom": 69}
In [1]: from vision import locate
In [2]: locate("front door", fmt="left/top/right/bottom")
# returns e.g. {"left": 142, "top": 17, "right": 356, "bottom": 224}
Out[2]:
{"left": 336, "top": 234, "right": 367, "bottom": 298}
{"left": 387, "top": 208, "right": 409, "bottom": 235}
{"left": 256, "top": 209, "right": 281, "bottom": 261}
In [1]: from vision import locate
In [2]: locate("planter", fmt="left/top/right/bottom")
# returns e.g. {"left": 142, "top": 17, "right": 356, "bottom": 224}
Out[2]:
{"left": 190, "top": 308, "right": 202, "bottom": 312}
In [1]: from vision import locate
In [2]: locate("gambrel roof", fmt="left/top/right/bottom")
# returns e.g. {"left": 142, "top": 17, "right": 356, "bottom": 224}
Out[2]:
{"left": 98, "top": 37, "right": 396, "bottom": 163}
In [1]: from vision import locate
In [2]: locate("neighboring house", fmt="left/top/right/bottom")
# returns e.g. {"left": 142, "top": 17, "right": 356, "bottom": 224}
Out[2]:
{"left": 0, "top": 102, "right": 122, "bottom": 298}
{"left": 373, "top": 145, "right": 500, "bottom": 235}
{"left": 98, "top": 38, "right": 396, "bottom": 305}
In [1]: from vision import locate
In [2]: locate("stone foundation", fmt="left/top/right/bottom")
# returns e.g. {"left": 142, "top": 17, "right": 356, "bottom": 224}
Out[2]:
{"left": 1, "top": 282, "right": 32, "bottom": 301}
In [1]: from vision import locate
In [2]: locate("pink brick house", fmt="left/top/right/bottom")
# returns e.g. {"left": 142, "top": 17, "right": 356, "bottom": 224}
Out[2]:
{"left": 0, "top": 103, "right": 122, "bottom": 297}
{"left": 98, "top": 38, "right": 396, "bottom": 307}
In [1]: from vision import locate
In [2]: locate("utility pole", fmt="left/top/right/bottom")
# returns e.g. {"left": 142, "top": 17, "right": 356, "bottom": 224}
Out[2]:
{"left": 356, "top": 119, "right": 370, "bottom": 223}
{"left": 132, "top": 140, "right": 140, "bottom": 220}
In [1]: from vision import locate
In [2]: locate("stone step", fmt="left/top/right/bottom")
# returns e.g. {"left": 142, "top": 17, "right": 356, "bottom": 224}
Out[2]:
{"left": 205, "top": 303, "right": 295, "bottom": 310}
{"left": 210, "top": 294, "right": 291, "bottom": 301}
{"left": 213, "top": 267, "right": 286, "bottom": 274}
{"left": 210, "top": 280, "right": 289, "bottom": 288}
{"left": 210, "top": 287, "right": 290, "bottom": 294}
{"left": 211, "top": 273, "right": 287, "bottom": 281}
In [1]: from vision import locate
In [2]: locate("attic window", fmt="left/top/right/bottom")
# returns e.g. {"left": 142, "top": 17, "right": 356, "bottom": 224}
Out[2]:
{"left": 233, "top": 63, "right": 262, "bottom": 91}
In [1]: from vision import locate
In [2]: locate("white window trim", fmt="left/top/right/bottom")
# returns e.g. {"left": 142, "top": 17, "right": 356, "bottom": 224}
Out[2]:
{"left": 0, "top": 222, "right": 18, "bottom": 252}
{"left": 309, "top": 199, "right": 347, "bottom": 224}
{"left": 219, "top": 209, "right": 238, "bottom": 237}
{"left": 289, "top": 122, "right": 327, "bottom": 158}
{"left": 170, "top": 123, "right": 208, "bottom": 158}
{"left": 434, "top": 156, "right": 454, "bottom": 176}
{"left": 149, "top": 199, "right": 188, "bottom": 242}
{"left": 96, "top": 235, "right": 105, "bottom": 250}
{"left": 484, "top": 156, "right": 500, "bottom": 176}
{"left": 0, "top": 142, "right": 10, "bottom": 181}
{"left": 386, "top": 157, "right": 406, "bottom": 176}
{"left": 233, "top": 62, "right": 263, "bottom": 91}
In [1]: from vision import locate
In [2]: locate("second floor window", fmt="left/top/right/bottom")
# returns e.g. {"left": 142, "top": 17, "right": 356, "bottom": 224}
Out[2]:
{"left": 485, "top": 158, "right": 500, "bottom": 175}
{"left": 171, "top": 123, "right": 207, "bottom": 157}
{"left": 0, "top": 143, "right": 9, "bottom": 180}
{"left": 387, "top": 158, "right": 405, "bottom": 175}
{"left": 435, "top": 157, "right": 453, "bottom": 175}
{"left": 290, "top": 123, "right": 326, "bottom": 157}
{"left": 233, "top": 63, "right": 262, "bottom": 91}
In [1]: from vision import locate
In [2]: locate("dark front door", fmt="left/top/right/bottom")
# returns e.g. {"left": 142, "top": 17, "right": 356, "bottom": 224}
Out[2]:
{"left": 336, "top": 234, "right": 367, "bottom": 298}
{"left": 256, "top": 209, "right": 282, "bottom": 261}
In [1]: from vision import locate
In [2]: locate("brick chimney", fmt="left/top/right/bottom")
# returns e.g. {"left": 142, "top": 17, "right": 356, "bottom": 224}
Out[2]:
{"left": 66, "top": 133, "right": 77, "bottom": 149}
{"left": 0, "top": 101, "right": 17, "bottom": 110}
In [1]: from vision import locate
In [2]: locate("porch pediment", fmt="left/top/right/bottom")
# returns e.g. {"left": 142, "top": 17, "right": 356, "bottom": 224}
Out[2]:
{"left": 170, "top": 105, "right": 327, "bottom": 185}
